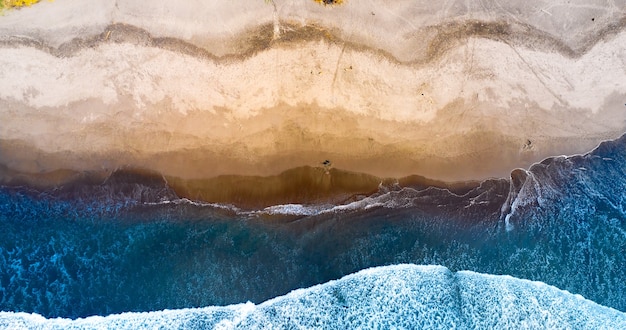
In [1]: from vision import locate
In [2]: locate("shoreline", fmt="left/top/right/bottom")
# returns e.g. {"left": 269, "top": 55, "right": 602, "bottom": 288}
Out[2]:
{"left": 2, "top": 131, "right": 623, "bottom": 209}
{"left": 0, "top": 163, "right": 479, "bottom": 209}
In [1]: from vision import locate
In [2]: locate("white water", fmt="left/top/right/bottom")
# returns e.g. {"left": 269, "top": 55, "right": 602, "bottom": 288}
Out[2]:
{"left": 1, "top": 264, "right": 624, "bottom": 329}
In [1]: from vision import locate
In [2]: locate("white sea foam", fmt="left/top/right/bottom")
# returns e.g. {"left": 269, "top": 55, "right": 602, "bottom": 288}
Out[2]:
{"left": 1, "top": 264, "right": 624, "bottom": 329}
{"left": 144, "top": 198, "right": 242, "bottom": 213}
{"left": 246, "top": 203, "right": 327, "bottom": 216}
{"left": 247, "top": 189, "right": 418, "bottom": 217}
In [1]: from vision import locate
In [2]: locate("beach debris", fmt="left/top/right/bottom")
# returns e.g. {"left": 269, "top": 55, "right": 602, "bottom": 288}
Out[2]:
{"left": 313, "top": 0, "right": 344, "bottom": 6}
{"left": 522, "top": 139, "right": 534, "bottom": 151}
{"left": 321, "top": 160, "right": 332, "bottom": 174}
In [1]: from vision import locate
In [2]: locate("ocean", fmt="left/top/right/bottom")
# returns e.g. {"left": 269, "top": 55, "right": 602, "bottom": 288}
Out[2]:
{"left": 0, "top": 134, "right": 624, "bottom": 327}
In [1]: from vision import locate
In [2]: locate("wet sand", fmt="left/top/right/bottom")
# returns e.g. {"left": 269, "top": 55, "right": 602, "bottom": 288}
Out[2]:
{"left": 0, "top": 163, "right": 485, "bottom": 209}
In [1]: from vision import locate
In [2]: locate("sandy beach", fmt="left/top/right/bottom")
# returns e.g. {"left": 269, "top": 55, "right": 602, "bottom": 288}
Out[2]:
{"left": 1, "top": 0, "right": 625, "bottom": 183}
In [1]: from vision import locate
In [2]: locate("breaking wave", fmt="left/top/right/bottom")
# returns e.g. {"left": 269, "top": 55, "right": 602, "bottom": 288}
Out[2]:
{"left": 1, "top": 265, "right": 624, "bottom": 329}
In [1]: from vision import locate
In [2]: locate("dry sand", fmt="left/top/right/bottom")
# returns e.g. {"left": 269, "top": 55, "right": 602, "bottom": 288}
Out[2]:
{"left": 0, "top": 0, "right": 625, "bottom": 183}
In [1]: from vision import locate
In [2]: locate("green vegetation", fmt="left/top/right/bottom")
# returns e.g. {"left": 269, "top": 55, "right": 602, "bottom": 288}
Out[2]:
{"left": 265, "top": 0, "right": 344, "bottom": 6}
{"left": 313, "top": 0, "right": 344, "bottom": 5}
{"left": 1, "top": 0, "right": 42, "bottom": 11}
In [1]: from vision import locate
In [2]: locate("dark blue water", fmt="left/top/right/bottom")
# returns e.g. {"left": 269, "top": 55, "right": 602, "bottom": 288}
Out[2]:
{"left": 1, "top": 135, "right": 625, "bottom": 318}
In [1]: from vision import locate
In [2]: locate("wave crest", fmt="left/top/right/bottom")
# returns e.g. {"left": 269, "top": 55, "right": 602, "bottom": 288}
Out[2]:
{"left": 1, "top": 265, "right": 623, "bottom": 329}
